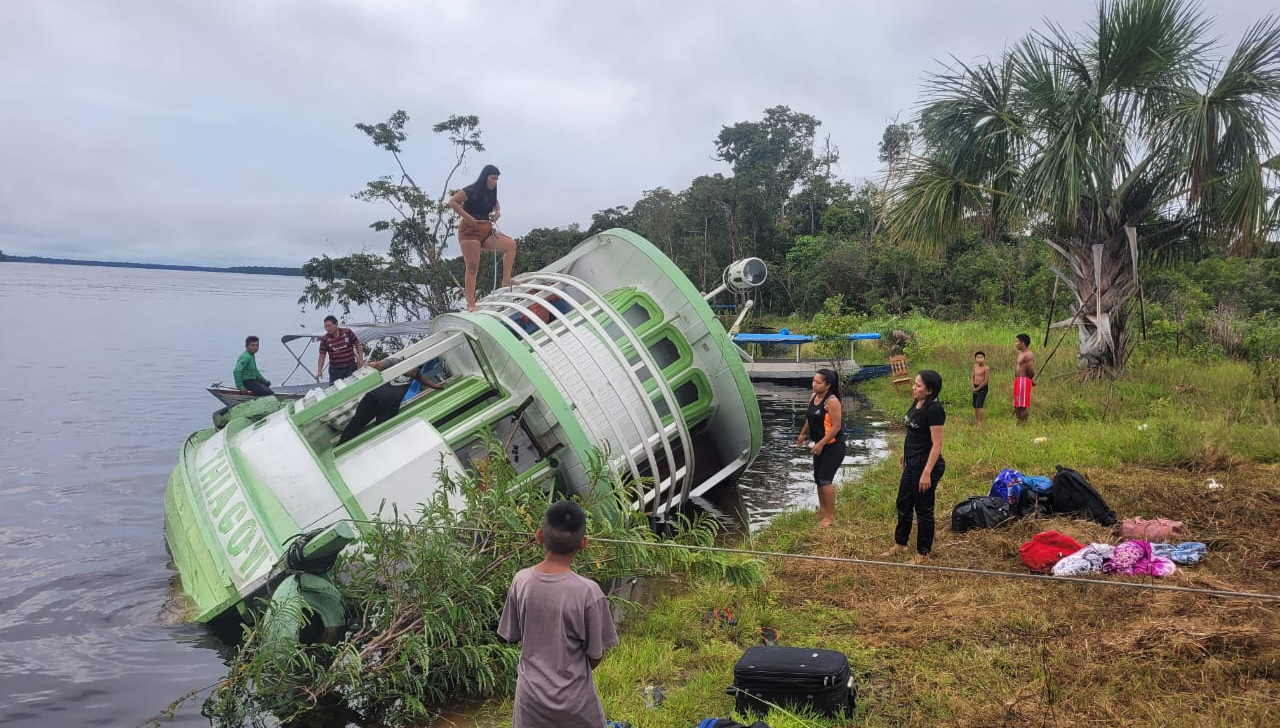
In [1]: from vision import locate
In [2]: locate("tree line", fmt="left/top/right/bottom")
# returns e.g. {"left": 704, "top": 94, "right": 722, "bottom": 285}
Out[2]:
{"left": 301, "top": 0, "right": 1279, "bottom": 374}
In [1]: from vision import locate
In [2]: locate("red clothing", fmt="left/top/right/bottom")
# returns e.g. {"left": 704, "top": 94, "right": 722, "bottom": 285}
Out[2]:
{"left": 320, "top": 327, "right": 360, "bottom": 368}
{"left": 1013, "top": 376, "right": 1033, "bottom": 408}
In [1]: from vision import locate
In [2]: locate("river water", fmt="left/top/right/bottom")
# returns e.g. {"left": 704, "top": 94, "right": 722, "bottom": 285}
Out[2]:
{"left": 0, "top": 262, "right": 886, "bottom": 727}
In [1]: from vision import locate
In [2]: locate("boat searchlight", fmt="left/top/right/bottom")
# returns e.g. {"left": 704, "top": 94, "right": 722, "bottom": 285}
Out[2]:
{"left": 704, "top": 257, "right": 767, "bottom": 301}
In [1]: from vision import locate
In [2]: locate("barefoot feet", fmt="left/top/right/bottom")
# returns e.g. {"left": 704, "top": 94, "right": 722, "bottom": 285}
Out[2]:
{"left": 879, "top": 544, "right": 909, "bottom": 557}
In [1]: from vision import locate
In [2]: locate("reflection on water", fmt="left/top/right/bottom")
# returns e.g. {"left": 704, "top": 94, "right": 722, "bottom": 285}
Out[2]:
{"left": 701, "top": 382, "right": 890, "bottom": 532}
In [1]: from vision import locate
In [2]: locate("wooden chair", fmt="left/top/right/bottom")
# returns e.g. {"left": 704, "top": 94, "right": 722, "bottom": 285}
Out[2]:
{"left": 889, "top": 355, "right": 911, "bottom": 394}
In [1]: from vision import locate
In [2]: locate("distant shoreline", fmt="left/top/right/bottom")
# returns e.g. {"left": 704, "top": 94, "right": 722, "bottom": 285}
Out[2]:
{"left": 0, "top": 255, "right": 302, "bottom": 277}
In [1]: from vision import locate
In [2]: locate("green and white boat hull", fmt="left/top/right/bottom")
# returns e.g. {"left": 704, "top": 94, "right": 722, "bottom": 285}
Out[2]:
{"left": 164, "top": 228, "right": 763, "bottom": 624}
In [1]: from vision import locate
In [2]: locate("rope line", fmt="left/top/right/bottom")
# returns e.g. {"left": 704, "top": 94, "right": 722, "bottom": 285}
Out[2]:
{"left": 337, "top": 519, "right": 1280, "bottom": 603}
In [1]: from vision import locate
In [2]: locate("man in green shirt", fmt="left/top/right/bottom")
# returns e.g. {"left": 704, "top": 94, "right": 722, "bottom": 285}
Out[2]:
{"left": 234, "top": 336, "right": 274, "bottom": 396}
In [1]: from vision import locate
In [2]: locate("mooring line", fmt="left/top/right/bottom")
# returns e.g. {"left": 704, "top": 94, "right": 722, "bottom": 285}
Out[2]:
{"left": 337, "top": 519, "right": 1280, "bottom": 603}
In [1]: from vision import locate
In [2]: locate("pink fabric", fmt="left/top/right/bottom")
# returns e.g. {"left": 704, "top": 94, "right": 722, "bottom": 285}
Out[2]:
{"left": 1117, "top": 517, "right": 1185, "bottom": 542}
{"left": 1102, "top": 540, "right": 1177, "bottom": 577}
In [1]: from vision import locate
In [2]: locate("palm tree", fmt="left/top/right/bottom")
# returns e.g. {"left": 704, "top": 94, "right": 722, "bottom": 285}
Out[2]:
{"left": 885, "top": 0, "right": 1280, "bottom": 374}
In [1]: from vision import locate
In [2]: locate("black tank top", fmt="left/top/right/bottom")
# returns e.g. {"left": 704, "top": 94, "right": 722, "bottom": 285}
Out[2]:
{"left": 806, "top": 394, "right": 835, "bottom": 441}
{"left": 462, "top": 187, "right": 495, "bottom": 219}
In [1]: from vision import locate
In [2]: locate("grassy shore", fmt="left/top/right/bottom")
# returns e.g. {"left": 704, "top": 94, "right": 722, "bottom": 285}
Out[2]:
{"left": 472, "top": 317, "right": 1279, "bottom": 728}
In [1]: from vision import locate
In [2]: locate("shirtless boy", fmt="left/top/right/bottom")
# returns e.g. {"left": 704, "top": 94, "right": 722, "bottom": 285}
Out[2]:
{"left": 1013, "top": 334, "right": 1036, "bottom": 425}
{"left": 971, "top": 351, "right": 990, "bottom": 427}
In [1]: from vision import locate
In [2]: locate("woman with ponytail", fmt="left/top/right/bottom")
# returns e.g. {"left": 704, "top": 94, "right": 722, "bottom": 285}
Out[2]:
{"left": 884, "top": 369, "right": 945, "bottom": 562}
{"left": 795, "top": 369, "right": 845, "bottom": 527}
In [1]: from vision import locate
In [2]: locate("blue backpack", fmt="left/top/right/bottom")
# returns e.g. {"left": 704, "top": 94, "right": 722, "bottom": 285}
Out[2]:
{"left": 989, "top": 468, "right": 1024, "bottom": 505}
{"left": 1021, "top": 475, "right": 1053, "bottom": 493}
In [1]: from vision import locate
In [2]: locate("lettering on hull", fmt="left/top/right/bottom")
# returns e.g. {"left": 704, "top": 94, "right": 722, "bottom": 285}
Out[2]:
{"left": 195, "top": 443, "right": 274, "bottom": 584}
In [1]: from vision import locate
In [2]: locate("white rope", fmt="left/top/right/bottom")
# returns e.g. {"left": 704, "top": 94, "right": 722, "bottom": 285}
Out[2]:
{"left": 338, "top": 520, "right": 1280, "bottom": 603}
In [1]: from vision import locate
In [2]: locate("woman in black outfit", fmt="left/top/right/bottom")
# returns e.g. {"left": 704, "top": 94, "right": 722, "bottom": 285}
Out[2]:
{"left": 795, "top": 369, "right": 845, "bottom": 527}
{"left": 883, "top": 370, "right": 945, "bottom": 562}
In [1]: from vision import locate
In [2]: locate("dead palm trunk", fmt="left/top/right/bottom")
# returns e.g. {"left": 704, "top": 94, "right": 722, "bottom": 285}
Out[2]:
{"left": 1044, "top": 232, "right": 1138, "bottom": 375}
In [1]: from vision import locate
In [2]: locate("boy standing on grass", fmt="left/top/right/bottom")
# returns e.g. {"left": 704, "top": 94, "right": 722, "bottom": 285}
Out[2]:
{"left": 971, "top": 351, "right": 989, "bottom": 427}
{"left": 498, "top": 501, "right": 619, "bottom": 728}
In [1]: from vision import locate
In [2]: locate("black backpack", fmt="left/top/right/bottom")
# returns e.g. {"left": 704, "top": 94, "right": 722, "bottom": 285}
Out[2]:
{"left": 951, "top": 496, "right": 1014, "bottom": 532}
{"left": 1013, "top": 487, "right": 1050, "bottom": 519}
{"left": 1048, "top": 466, "right": 1117, "bottom": 527}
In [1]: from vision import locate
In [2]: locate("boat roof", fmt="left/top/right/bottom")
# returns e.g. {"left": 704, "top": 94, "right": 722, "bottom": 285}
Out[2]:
{"left": 281, "top": 319, "right": 434, "bottom": 345}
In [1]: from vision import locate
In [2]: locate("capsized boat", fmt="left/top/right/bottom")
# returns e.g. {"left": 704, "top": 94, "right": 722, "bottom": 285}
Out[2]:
{"left": 164, "top": 228, "right": 765, "bottom": 626}
{"left": 206, "top": 320, "right": 436, "bottom": 407}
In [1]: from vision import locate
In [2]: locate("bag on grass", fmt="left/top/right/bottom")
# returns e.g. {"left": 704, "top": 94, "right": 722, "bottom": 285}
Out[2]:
{"left": 951, "top": 496, "right": 1013, "bottom": 532}
{"left": 1049, "top": 466, "right": 1117, "bottom": 527}
{"left": 729, "top": 645, "right": 854, "bottom": 718}
{"left": 1019, "top": 530, "right": 1084, "bottom": 572}
{"left": 694, "top": 720, "right": 772, "bottom": 728}
{"left": 1117, "top": 517, "right": 1185, "bottom": 542}
{"left": 1021, "top": 475, "right": 1054, "bottom": 493}
{"left": 988, "top": 468, "right": 1024, "bottom": 505}
{"left": 1013, "top": 487, "right": 1050, "bottom": 519}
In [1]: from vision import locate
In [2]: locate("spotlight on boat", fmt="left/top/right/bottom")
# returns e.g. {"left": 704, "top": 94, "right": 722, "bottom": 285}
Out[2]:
{"left": 704, "top": 257, "right": 767, "bottom": 301}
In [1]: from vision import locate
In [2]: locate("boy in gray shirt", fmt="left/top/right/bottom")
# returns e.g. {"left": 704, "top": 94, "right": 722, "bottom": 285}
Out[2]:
{"left": 498, "top": 501, "right": 619, "bottom": 728}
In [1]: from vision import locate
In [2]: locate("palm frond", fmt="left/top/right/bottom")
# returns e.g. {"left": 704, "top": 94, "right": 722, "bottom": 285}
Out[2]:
{"left": 882, "top": 155, "right": 993, "bottom": 258}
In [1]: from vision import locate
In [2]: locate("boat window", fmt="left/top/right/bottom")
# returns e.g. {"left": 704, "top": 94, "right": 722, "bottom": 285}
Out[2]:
{"left": 453, "top": 409, "right": 546, "bottom": 478}
{"left": 672, "top": 369, "right": 712, "bottom": 428}
{"left": 648, "top": 337, "right": 680, "bottom": 369}
{"left": 297, "top": 331, "right": 496, "bottom": 451}
{"left": 602, "top": 288, "right": 661, "bottom": 338}
{"left": 674, "top": 379, "right": 700, "bottom": 407}
{"left": 653, "top": 398, "right": 671, "bottom": 420}
{"left": 622, "top": 302, "right": 650, "bottom": 328}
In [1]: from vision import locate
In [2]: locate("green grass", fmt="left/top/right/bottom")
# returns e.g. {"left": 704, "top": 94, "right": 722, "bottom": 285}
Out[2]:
{"left": 457, "top": 316, "right": 1279, "bottom": 728}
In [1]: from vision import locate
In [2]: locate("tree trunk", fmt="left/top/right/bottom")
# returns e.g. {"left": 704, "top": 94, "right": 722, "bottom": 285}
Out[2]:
{"left": 1045, "top": 233, "right": 1137, "bottom": 375}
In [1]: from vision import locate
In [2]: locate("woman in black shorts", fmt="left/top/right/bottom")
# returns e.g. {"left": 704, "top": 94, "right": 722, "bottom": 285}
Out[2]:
{"left": 795, "top": 369, "right": 845, "bottom": 527}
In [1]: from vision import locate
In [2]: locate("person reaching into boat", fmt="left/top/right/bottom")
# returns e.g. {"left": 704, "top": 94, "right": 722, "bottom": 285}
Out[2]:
{"left": 795, "top": 369, "right": 845, "bottom": 527}
{"left": 233, "top": 336, "right": 274, "bottom": 397}
{"left": 449, "top": 164, "right": 518, "bottom": 312}
{"left": 883, "top": 370, "right": 945, "bottom": 564}
{"left": 316, "top": 315, "right": 365, "bottom": 384}
{"left": 337, "top": 358, "right": 445, "bottom": 444}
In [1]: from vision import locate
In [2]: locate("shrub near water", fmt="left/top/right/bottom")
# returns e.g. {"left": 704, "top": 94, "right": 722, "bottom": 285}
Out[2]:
{"left": 197, "top": 441, "right": 763, "bottom": 728}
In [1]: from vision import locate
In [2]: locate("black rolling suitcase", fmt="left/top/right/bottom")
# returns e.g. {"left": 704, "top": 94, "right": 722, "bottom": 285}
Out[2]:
{"left": 729, "top": 645, "right": 855, "bottom": 717}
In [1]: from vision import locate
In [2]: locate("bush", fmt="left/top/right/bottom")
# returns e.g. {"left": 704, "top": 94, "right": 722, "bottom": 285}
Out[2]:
{"left": 197, "top": 440, "right": 763, "bottom": 727}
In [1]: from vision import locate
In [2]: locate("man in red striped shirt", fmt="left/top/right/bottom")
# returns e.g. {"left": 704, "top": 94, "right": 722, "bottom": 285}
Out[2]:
{"left": 315, "top": 315, "right": 365, "bottom": 384}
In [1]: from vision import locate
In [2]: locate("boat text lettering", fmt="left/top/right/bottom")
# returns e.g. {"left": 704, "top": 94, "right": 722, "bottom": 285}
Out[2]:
{"left": 197, "top": 448, "right": 273, "bottom": 581}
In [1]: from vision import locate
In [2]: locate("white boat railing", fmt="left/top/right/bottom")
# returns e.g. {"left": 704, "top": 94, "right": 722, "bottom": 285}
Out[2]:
{"left": 475, "top": 276, "right": 695, "bottom": 517}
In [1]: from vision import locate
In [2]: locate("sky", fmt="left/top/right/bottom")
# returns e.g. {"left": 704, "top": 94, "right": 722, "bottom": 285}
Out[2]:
{"left": 0, "top": 0, "right": 1269, "bottom": 267}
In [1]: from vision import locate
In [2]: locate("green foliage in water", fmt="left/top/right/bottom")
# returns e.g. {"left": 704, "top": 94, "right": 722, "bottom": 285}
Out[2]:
{"left": 198, "top": 440, "right": 764, "bottom": 727}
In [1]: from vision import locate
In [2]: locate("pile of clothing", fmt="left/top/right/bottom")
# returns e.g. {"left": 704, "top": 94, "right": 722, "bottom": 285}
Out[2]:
{"left": 1052, "top": 540, "right": 1207, "bottom": 576}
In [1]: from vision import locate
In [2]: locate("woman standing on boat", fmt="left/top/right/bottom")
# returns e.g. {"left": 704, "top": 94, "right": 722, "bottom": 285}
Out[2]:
{"left": 883, "top": 370, "right": 945, "bottom": 563}
{"left": 449, "top": 164, "right": 518, "bottom": 312}
{"left": 795, "top": 369, "right": 845, "bottom": 527}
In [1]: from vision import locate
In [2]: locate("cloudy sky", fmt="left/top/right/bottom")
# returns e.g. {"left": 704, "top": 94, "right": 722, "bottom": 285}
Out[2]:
{"left": 0, "top": 0, "right": 1268, "bottom": 267}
